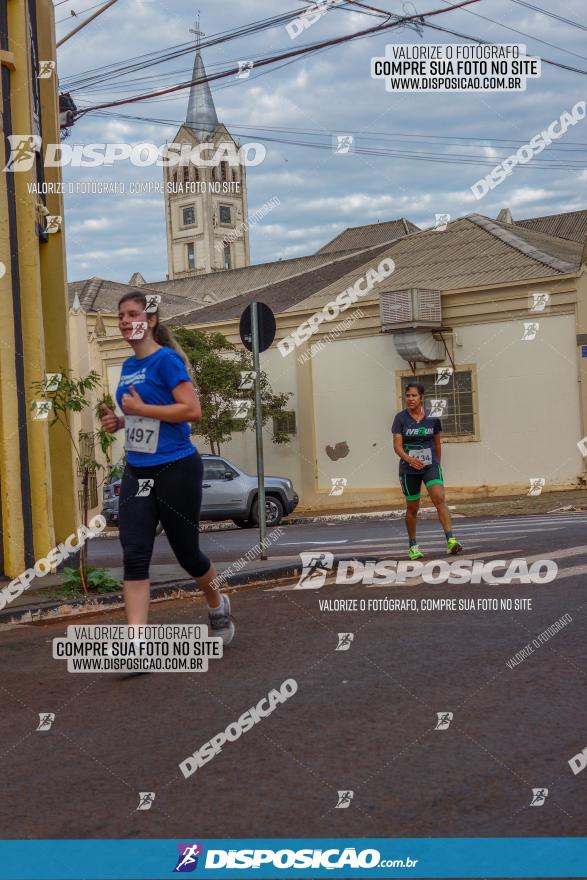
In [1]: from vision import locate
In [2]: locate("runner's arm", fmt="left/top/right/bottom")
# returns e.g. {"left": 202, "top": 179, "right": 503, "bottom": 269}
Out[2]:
{"left": 393, "top": 433, "right": 423, "bottom": 469}
{"left": 122, "top": 381, "right": 202, "bottom": 423}
{"left": 434, "top": 432, "right": 442, "bottom": 463}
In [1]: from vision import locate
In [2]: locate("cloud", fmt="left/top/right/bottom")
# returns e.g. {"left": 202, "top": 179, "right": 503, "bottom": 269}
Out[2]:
{"left": 57, "top": 0, "right": 587, "bottom": 282}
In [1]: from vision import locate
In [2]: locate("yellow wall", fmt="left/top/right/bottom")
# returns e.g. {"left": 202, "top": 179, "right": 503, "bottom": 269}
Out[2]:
{"left": 0, "top": 0, "right": 77, "bottom": 576}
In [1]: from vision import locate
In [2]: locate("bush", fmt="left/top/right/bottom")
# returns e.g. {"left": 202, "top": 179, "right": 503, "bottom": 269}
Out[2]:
{"left": 59, "top": 567, "right": 120, "bottom": 597}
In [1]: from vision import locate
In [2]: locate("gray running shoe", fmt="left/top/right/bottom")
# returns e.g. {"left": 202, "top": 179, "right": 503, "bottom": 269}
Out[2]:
{"left": 208, "top": 594, "right": 235, "bottom": 646}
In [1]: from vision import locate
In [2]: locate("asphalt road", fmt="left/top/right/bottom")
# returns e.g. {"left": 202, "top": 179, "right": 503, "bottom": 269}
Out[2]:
{"left": 88, "top": 511, "right": 587, "bottom": 569}
{"left": 2, "top": 512, "right": 587, "bottom": 846}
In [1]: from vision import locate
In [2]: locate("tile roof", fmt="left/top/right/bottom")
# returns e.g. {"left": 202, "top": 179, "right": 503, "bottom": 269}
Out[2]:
{"left": 68, "top": 278, "right": 190, "bottom": 318}
{"left": 515, "top": 209, "right": 587, "bottom": 243}
{"left": 140, "top": 250, "right": 369, "bottom": 305}
{"left": 219, "top": 215, "right": 582, "bottom": 321}
{"left": 180, "top": 214, "right": 581, "bottom": 325}
{"left": 171, "top": 244, "right": 393, "bottom": 326}
{"left": 69, "top": 209, "right": 584, "bottom": 327}
{"left": 316, "top": 218, "right": 420, "bottom": 253}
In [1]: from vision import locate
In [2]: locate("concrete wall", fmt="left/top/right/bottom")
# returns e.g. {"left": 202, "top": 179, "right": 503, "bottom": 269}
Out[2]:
{"left": 0, "top": 0, "right": 78, "bottom": 576}
{"left": 308, "top": 313, "right": 581, "bottom": 495}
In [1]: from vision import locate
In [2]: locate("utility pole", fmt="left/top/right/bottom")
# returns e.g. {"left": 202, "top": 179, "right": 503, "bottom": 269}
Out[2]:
{"left": 56, "top": 0, "right": 118, "bottom": 49}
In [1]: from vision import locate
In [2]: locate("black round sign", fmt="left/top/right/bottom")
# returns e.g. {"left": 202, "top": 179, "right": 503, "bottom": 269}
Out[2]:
{"left": 239, "top": 302, "right": 276, "bottom": 353}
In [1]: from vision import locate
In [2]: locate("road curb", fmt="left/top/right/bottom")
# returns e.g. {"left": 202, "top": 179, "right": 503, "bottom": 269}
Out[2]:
{"left": 0, "top": 551, "right": 406, "bottom": 624}
{"left": 95, "top": 507, "right": 457, "bottom": 539}
{"left": 0, "top": 560, "right": 306, "bottom": 624}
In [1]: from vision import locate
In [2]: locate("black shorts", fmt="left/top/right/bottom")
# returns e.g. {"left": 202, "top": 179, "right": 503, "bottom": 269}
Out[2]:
{"left": 399, "top": 463, "right": 444, "bottom": 501}
{"left": 118, "top": 450, "right": 211, "bottom": 581}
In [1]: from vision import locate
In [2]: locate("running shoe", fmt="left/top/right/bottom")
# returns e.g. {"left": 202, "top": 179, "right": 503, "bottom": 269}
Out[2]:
{"left": 447, "top": 537, "right": 463, "bottom": 555}
{"left": 208, "top": 593, "right": 235, "bottom": 646}
{"left": 408, "top": 544, "right": 424, "bottom": 560}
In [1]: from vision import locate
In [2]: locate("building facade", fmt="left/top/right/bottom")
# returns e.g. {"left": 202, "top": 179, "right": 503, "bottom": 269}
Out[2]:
{"left": 0, "top": 0, "right": 77, "bottom": 577}
{"left": 74, "top": 209, "right": 587, "bottom": 516}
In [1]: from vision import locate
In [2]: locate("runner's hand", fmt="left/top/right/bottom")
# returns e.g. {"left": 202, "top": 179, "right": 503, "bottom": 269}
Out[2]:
{"left": 100, "top": 404, "right": 120, "bottom": 433}
{"left": 121, "top": 386, "right": 145, "bottom": 416}
{"left": 407, "top": 456, "right": 425, "bottom": 470}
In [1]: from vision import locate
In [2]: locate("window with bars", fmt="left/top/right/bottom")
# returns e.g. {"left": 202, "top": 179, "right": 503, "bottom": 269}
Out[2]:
{"left": 400, "top": 370, "right": 475, "bottom": 437}
{"left": 273, "top": 411, "right": 297, "bottom": 435}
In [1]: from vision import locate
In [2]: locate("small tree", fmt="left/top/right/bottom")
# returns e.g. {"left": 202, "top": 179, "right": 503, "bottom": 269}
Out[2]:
{"left": 173, "top": 327, "right": 293, "bottom": 455}
{"left": 31, "top": 369, "right": 117, "bottom": 594}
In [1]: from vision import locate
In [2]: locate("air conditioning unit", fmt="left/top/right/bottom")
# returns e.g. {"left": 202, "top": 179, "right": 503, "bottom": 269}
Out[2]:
{"left": 380, "top": 288, "right": 442, "bottom": 331}
{"left": 392, "top": 330, "right": 445, "bottom": 363}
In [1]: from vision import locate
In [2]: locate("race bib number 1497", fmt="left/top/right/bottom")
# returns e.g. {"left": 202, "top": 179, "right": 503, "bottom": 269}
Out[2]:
{"left": 125, "top": 416, "right": 160, "bottom": 454}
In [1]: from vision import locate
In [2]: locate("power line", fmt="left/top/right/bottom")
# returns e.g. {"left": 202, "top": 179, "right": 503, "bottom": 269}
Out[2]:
{"left": 70, "top": 1, "right": 498, "bottom": 119}
{"left": 87, "top": 110, "right": 587, "bottom": 170}
{"left": 508, "top": 0, "right": 587, "bottom": 33}
{"left": 434, "top": 0, "right": 587, "bottom": 63}
{"left": 56, "top": 2, "right": 105, "bottom": 24}
{"left": 347, "top": 0, "right": 587, "bottom": 67}
{"left": 61, "top": 9, "right": 320, "bottom": 91}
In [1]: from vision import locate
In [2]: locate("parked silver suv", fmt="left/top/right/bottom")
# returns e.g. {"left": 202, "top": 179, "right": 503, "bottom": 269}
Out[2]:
{"left": 102, "top": 454, "right": 299, "bottom": 529}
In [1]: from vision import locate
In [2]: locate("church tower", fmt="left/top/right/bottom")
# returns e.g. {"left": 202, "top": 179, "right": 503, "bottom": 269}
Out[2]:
{"left": 163, "top": 21, "right": 251, "bottom": 279}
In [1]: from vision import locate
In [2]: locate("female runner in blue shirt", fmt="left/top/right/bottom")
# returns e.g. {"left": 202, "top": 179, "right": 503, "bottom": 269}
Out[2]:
{"left": 99, "top": 292, "right": 234, "bottom": 644}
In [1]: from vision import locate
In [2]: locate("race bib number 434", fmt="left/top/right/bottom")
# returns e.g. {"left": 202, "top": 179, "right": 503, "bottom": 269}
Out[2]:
{"left": 410, "top": 447, "right": 432, "bottom": 466}
{"left": 125, "top": 416, "right": 160, "bottom": 453}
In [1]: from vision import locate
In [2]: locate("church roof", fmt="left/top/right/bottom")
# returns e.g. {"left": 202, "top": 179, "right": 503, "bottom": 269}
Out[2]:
{"left": 316, "top": 218, "right": 420, "bottom": 253}
{"left": 186, "top": 50, "right": 219, "bottom": 140}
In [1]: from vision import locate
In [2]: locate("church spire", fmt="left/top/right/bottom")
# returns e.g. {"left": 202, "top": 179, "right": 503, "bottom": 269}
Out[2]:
{"left": 186, "top": 13, "right": 219, "bottom": 140}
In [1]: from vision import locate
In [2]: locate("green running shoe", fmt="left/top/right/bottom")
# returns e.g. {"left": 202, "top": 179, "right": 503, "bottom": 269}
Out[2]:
{"left": 408, "top": 544, "right": 424, "bottom": 560}
{"left": 447, "top": 537, "right": 463, "bottom": 555}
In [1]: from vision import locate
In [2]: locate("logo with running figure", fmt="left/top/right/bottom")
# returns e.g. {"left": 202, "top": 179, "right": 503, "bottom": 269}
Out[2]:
{"left": 3, "top": 134, "right": 42, "bottom": 171}
{"left": 435, "top": 711, "right": 453, "bottom": 730}
{"left": 296, "top": 552, "right": 334, "bottom": 589}
{"left": 530, "top": 788, "right": 548, "bottom": 806}
{"left": 173, "top": 843, "right": 204, "bottom": 873}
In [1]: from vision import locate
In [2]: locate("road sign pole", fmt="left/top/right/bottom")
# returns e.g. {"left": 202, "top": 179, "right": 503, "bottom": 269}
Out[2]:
{"left": 250, "top": 301, "right": 268, "bottom": 559}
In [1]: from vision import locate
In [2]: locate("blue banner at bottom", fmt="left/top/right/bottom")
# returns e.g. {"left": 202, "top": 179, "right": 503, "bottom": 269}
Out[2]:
{"left": 0, "top": 838, "right": 586, "bottom": 879}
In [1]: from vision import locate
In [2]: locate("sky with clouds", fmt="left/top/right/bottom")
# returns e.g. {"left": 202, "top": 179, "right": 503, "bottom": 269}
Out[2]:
{"left": 55, "top": 0, "right": 587, "bottom": 283}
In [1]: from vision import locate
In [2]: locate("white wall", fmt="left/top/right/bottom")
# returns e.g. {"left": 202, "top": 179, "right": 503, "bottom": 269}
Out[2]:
{"left": 310, "top": 313, "right": 582, "bottom": 491}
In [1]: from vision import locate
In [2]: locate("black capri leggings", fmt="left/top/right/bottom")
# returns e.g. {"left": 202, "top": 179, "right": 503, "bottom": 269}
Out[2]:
{"left": 118, "top": 451, "right": 211, "bottom": 581}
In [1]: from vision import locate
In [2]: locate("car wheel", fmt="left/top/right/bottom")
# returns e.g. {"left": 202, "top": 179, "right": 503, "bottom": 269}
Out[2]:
{"left": 155, "top": 521, "right": 164, "bottom": 536}
{"left": 232, "top": 518, "right": 255, "bottom": 529}
{"left": 251, "top": 496, "right": 284, "bottom": 527}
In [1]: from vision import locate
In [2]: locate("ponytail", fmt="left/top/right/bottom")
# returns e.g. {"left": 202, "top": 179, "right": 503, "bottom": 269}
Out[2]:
{"left": 117, "top": 291, "right": 192, "bottom": 373}
{"left": 152, "top": 320, "right": 192, "bottom": 373}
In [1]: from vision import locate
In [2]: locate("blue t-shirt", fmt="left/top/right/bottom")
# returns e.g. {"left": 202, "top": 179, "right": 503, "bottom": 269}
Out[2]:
{"left": 116, "top": 346, "right": 196, "bottom": 467}
{"left": 392, "top": 409, "right": 442, "bottom": 473}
